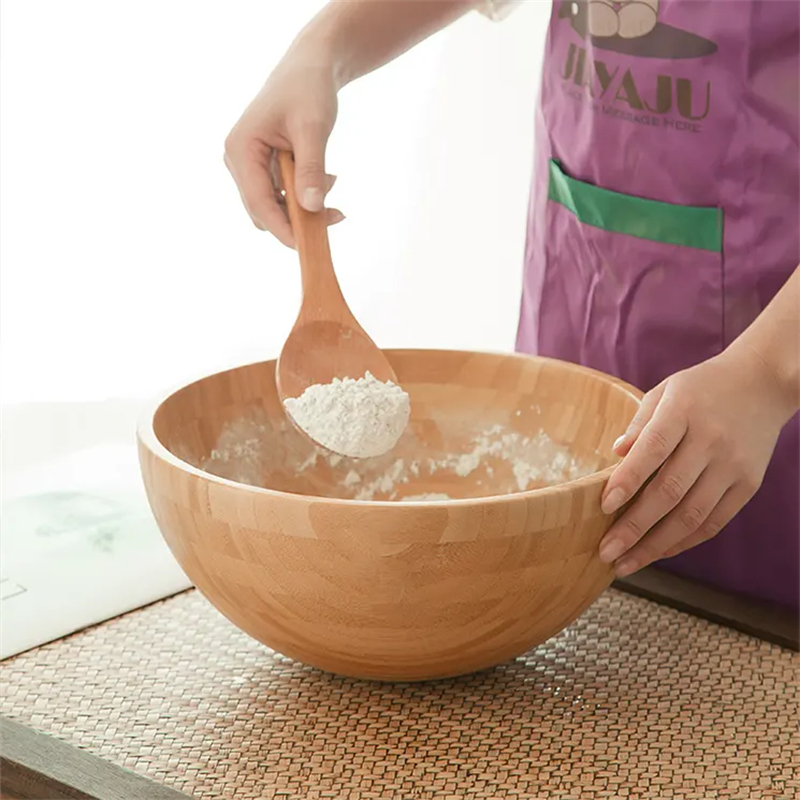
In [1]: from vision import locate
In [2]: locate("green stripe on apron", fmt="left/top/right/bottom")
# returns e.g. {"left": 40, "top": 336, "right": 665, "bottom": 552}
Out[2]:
{"left": 548, "top": 160, "right": 723, "bottom": 253}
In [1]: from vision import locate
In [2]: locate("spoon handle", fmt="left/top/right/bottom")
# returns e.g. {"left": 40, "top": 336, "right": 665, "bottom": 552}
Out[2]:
{"left": 278, "top": 151, "right": 348, "bottom": 320}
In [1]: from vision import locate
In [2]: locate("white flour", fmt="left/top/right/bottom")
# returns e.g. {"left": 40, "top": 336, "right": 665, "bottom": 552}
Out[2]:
{"left": 283, "top": 372, "right": 410, "bottom": 459}
{"left": 202, "top": 412, "right": 597, "bottom": 504}
{"left": 426, "top": 425, "right": 585, "bottom": 491}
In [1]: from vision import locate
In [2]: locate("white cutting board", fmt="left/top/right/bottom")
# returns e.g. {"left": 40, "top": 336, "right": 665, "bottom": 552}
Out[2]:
{"left": 1, "top": 401, "right": 192, "bottom": 660}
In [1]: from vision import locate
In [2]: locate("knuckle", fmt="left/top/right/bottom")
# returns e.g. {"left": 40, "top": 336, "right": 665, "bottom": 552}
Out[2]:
{"left": 622, "top": 515, "right": 647, "bottom": 545}
{"left": 741, "top": 471, "right": 763, "bottom": 496}
{"left": 657, "top": 473, "right": 685, "bottom": 505}
{"left": 723, "top": 452, "right": 763, "bottom": 494}
{"left": 725, "top": 448, "right": 748, "bottom": 472}
{"left": 644, "top": 429, "right": 670, "bottom": 460}
{"left": 295, "top": 157, "right": 325, "bottom": 179}
{"left": 223, "top": 130, "right": 244, "bottom": 158}
{"left": 295, "top": 113, "right": 329, "bottom": 133}
{"left": 289, "top": 114, "right": 329, "bottom": 146}
{"left": 678, "top": 504, "right": 707, "bottom": 532}
{"left": 663, "top": 390, "right": 688, "bottom": 418}
{"left": 698, "top": 516, "right": 724, "bottom": 540}
{"left": 704, "top": 424, "right": 727, "bottom": 450}
{"left": 224, "top": 132, "right": 268, "bottom": 171}
{"left": 731, "top": 452, "right": 760, "bottom": 480}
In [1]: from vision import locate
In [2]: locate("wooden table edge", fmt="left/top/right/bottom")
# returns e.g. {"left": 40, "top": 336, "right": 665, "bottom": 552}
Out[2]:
{"left": 614, "top": 566, "right": 799, "bottom": 651}
{"left": 0, "top": 717, "right": 196, "bottom": 800}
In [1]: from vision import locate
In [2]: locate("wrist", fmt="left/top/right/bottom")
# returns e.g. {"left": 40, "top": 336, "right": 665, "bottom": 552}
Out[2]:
{"left": 723, "top": 338, "right": 800, "bottom": 422}
{"left": 292, "top": 0, "right": 474, "bottom": 92}
{"left": 722, "top": 267, "right": 800, "bottom": 422}
{"left": 291, "top": 4, "right": 377, "bottom": 92}
{"left": 759, "top": 342, "right": 800, "bottom": 417}
{"left": 289, "top": 14, "right": 346, "bottom": 90}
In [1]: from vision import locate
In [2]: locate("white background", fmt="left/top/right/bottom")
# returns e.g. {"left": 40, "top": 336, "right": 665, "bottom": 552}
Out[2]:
{"left": 0, "top": 0, "right": 550, "bottom": 406}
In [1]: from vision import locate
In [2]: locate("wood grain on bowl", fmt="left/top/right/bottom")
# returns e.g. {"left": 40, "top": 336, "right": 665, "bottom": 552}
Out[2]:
{"left": 138, "top": 350, "right": 642, "bottom": 681}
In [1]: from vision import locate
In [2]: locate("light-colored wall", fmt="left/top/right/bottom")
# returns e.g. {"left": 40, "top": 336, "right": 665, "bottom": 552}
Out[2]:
{"left": 0, "top": 0, "right": 550, "bottom": 404}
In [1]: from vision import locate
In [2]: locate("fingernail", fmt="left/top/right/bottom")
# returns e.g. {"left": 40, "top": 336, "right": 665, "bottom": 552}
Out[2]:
{"left": 615, "top": 558, "right": 637, "bottom": 578}
{"left": 612, "top": 434, "right": 627, "bottom": 452}
{"left": 329, "top": 210, "right": 346, "bottom": 225}
{"left": 601, "top": 488, "right": 626, "bottom": 515}
{"left": 302, "top": 188, "right": 324, "bottom": 212}
{"left": 599, "top": 538, "right": 626, "bottom": 563}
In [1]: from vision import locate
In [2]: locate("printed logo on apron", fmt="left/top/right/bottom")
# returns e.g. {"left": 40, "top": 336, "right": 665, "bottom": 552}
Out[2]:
{"left": 557, "top": 0, "right": 715, "bottom": 132}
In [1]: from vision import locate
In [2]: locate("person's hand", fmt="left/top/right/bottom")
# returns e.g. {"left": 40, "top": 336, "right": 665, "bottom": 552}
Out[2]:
{"left": 224, "top": 47, "right": 344, "bottom": 247}
{"left": 598, "top": 346, "right": 796, "bottom": 577}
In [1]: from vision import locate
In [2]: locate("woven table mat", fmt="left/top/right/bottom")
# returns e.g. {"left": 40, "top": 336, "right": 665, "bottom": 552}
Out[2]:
{"left": 1, "top": 588, "right": 797, "bottom": 800}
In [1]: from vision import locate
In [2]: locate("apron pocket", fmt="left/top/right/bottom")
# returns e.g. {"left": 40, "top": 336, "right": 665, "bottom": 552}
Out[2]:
{"left": 540, "top": 160, "right": 724, "bottom": 390}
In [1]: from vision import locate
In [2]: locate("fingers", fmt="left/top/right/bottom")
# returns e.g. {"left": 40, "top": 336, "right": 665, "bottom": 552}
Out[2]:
{"left": 271, "top": 157, "right": 337, "bottom": 196}
{"left": 613, "top": 382, "right": 665, "bottom": 456}
{"left": 288, "top": 120, "right": 331, "bottom": 212}
{"left": 599, "top": 434, "right": 708, "bottom": 563}
{"left": 602, "top": 389, "right": 687, "bottom": 515}
{"left": 596, "top": 354, "right": 779, "bottom": 576}
{"left": 273, "top": 161, "right": 345, "bottom": 225}
{"left": 224, "top": 137, "right": 344, "bottom": 248}
{"left": 272, "top": 155, "right": 342, "bottom": 215}
{"left": 658, "top": 484, "right": 754, "bottom": 561}
{"left": 224, "top": 140, "right": 295, "bottom": 247}
{"left": 326, "top": 208, "right": 346, "bottom": 226}
{"left": 612, "top": 470, "right": 729, "bottom": 575}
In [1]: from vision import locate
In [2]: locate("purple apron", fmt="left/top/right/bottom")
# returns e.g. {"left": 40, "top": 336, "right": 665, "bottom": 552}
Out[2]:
{"left": 516, "top": 0, "right": 800, "bottom": 609}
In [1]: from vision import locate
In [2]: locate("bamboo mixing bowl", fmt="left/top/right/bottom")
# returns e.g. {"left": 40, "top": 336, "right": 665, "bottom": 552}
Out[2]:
{"left": 138, "top": 350, "right": 641, "bottom": 681}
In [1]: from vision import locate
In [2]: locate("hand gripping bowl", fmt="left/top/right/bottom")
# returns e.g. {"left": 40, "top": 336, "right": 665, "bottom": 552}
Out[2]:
{"left": 138, "top": 350, "right": 641, "bottom": 682}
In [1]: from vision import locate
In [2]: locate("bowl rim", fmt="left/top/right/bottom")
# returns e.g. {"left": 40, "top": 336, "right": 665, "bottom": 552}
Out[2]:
{"left": 137, "top": 348, "right": 643, "bottom": 508}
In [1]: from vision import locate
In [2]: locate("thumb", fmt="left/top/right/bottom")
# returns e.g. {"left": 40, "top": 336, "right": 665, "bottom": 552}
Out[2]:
{"left": 291, "top": 121, "right": 330, "bottom": 212}
{"left": 614, "top": 382, "right": 666, "bottom": 456}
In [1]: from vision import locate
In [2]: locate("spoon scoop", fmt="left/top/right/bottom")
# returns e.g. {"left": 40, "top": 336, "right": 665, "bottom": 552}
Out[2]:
{"left": 275, "top": 151, "right": 404, "bottom": 455}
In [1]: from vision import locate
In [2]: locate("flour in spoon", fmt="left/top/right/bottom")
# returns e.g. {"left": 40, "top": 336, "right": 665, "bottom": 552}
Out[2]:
{"left": 284, "top": 372, "right": 410, "bottom": 459}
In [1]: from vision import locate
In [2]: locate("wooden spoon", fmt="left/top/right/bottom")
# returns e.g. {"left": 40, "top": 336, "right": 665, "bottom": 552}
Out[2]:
{"left": 275, "top": 150, "right": 399, "bottom": 410}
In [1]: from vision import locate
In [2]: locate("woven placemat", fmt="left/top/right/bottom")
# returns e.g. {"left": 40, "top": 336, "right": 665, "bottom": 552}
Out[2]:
{"left": 1, "top": 588, "right": 797, "bottom": 799}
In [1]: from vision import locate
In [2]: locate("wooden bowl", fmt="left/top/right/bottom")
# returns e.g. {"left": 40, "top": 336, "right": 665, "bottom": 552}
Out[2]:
{"left": 138, "top": 350, "right": 641, "bottom": 681}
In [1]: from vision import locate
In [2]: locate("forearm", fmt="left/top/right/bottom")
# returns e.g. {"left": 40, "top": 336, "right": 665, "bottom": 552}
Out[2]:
{"left": 294, "top": 0, "right": 475, "bottom": 89}
{"left": 727, "top": 265, "right": 800, "bottom": 416}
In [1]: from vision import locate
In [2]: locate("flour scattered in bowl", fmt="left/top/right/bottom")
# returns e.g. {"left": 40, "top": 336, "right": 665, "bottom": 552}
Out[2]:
{"left": 284, "top": 372, "right": 410, "bottom": 459}
{"left": 202, "top": 409, "right": 597, "bottom": 504}
{"left": 427, "top": 425, "right": 585, "bottom": 491}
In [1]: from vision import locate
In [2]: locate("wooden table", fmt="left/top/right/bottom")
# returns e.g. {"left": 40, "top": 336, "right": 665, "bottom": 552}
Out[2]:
{"left": 1, "top": 567, "right": 797, "bottom": 800}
